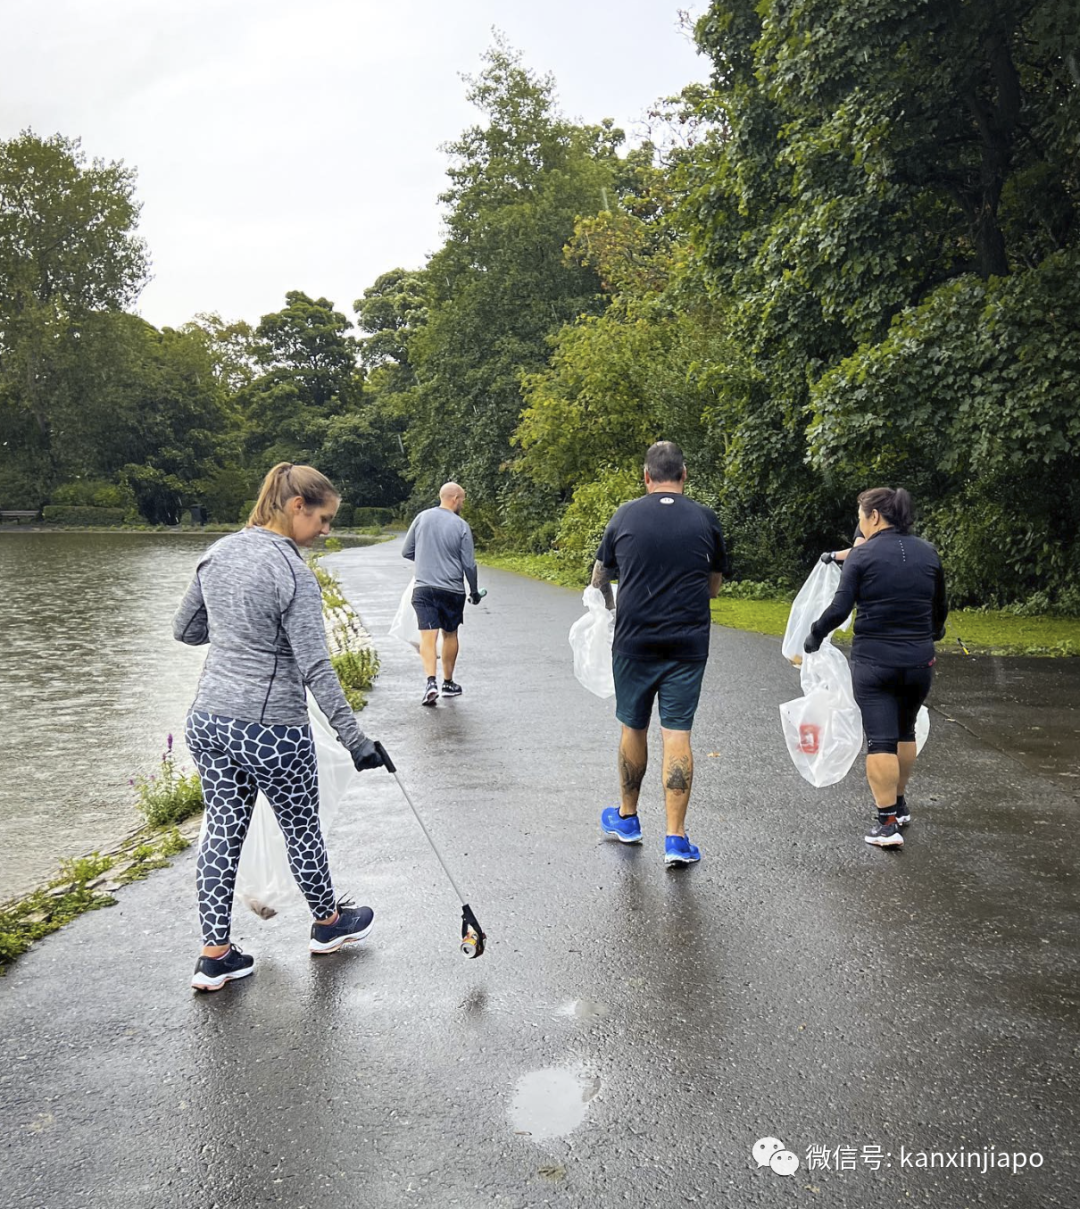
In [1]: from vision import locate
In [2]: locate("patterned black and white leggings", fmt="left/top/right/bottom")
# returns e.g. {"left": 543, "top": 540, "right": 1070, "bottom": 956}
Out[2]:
{"left": 185, "top": 711, "right": 337, "bottom": 946}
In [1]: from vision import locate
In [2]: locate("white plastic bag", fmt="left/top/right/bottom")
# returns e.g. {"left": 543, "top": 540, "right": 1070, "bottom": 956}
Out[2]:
{"left": 569, "top": 586, "right": 615, "bottom": 698}
{"left": 781, "top": 560, "right": 853, "bottom": 663}
{"left": 915, "top": 704, "right": 930, "bottom": 754}
{"left": 388, "top": 577, "right": 420, "bottom": 649}
{"left": 779, "top": 642, "right": 863, "bottom": 787}
{"left": 216, "top": 698, "right": 357, "bottom": 919}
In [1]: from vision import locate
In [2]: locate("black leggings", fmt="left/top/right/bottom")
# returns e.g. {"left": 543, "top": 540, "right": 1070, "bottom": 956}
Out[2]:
{"left": 851, "top": 660, "right": 934, "bottom": 755}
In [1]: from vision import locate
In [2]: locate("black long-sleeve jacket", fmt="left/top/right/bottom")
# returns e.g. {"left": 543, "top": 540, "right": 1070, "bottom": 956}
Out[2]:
{"left": 808, "top": 529, "right": 948, "bottom": 665}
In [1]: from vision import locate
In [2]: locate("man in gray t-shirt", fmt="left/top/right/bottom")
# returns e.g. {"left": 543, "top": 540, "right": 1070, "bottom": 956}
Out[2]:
{"left": 402, "top": 481, "right": 481, "bottom": 706}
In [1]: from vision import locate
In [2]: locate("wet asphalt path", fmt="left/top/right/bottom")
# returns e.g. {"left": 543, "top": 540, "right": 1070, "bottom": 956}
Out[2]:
{"left": 2, "top": 537, "right": 1078, "bottom": 1209}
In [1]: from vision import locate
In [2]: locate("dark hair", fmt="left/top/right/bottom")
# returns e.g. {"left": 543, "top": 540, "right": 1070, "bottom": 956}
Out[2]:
{"left": 644, "top": 440, "right": 685, "bottom": 483}
{"left": 247, "top": 462, "right": 338, "bottom": 528}
{"left": 857, "top": 486, "right": 914, "bottom": 533}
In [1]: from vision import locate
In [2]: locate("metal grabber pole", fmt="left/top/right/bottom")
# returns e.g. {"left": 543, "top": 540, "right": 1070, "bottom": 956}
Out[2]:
{"left": 372, "top": 742, "right": 486, "bottom": 958}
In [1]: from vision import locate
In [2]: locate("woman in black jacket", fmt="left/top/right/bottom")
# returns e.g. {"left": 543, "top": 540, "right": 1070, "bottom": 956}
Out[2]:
{"left": 805, "top": 487, "right": 948, "bottom": 849}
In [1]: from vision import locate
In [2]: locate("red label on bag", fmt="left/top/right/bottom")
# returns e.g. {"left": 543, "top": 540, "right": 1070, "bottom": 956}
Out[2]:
{"left": 799, "top": 723, "right": 821, "bottom": 755}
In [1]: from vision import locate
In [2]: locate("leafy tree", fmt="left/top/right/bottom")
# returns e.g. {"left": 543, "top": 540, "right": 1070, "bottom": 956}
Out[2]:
{"left": 254, "top": 291, "right": 359, "bottom": 411}
{"left": 674, "top": 0, "right": 1080, "bottom": 592}
{"left": 404, "top": 39, "right": 623, "bottom": 533}
{"left": 0, "top": 131, "right": 148, "bottom": 493}
{"left": 354, "top": 268, "right": 427, "bottom": 388}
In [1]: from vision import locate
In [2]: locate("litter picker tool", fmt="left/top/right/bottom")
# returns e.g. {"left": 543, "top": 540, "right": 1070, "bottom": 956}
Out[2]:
{"left": 372, "top": 742, "right": 486, "bottom": 959}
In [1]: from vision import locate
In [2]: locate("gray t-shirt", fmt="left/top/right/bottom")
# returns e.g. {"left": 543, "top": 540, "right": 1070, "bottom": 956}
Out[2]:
{"left": 173, "top": 527, "right": 367, "bottom": 755}
{"left": 402, "top": 506, "right": 478, "bottom": 595}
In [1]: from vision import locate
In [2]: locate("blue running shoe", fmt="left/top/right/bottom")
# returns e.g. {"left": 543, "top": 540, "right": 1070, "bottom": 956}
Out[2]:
{"left": 664, "top": 834, "right": 701, "bottom": 867}
{"left": 601, "top": 807, "right": 642, "bottom": 845}
{"left": 309, "top": 899, "right": 375, "bottom": 954}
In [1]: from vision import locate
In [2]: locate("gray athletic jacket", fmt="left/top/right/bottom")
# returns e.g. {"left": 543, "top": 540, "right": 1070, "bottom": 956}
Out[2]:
{"left": 173, "top": 527, "right": 368, "bottom": 756}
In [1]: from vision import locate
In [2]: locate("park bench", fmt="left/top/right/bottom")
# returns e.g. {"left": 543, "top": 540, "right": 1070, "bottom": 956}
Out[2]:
{"left": 0, "top": 510, "right": 39, "bottom": 524}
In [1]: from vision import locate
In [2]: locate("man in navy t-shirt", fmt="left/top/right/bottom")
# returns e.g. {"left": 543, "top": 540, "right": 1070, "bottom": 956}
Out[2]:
{"left": 591, "top": 441, "right": 729, "bottom": 868}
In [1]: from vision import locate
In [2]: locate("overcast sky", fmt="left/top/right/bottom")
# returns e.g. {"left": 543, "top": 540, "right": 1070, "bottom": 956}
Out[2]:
{"left": 1, "top": 1, "right": 708, "bottom": 330}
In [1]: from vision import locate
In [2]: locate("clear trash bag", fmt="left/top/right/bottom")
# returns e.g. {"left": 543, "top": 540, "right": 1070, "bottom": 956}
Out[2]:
{"left": 781, "top": 560, "right": 853, "bottom": 664}
{"left": 388, "top": 577, "right": 420, "bottom": 649}
{"left": 569, "top": 586, "right": 616, "bottom": 698}
{"left": 779, "top": 642, "right": 863, "bottom": 787}
{"left": 196, "top": 697, "right": 357, "bottom": 920}
{"left": 915, "top": 704, "right": 930, "bottom": 754}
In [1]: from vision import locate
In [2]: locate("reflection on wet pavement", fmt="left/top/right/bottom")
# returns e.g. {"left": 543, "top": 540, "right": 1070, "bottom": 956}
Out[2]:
{"left": 510, "top": 1067, "right": 600, "bottom": 1139}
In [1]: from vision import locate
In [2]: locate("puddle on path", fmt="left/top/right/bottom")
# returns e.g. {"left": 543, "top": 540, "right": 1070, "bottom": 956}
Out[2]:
{"left": 557, "top": 998, "right": 609, "bottom": 1020}
{"left": 510, "top": 1068, "right": 600, "bottom": 1140}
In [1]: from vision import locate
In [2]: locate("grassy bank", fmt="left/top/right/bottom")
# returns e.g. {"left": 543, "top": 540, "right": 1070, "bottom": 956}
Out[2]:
{"left": 479, "top": 551, "right": 1080, "bottom": 657}
{"left": 0, "top": 826, "right": 191, "bottom": 972}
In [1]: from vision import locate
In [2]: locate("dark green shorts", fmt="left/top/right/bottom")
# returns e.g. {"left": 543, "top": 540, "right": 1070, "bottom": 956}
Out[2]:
{"left": 612, "top": 654, "right": 707, "bottom": 731}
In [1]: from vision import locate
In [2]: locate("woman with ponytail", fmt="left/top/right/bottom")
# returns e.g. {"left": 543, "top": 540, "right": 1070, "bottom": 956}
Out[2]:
{"left": 174, "top": 462, "right": 385, "bottom": 991}
{"left": 804, "top": 487, "right": 948, "bottom": 850}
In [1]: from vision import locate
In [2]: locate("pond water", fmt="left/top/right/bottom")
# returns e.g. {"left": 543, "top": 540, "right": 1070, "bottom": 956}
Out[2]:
{"left": 0, "top": 532, "right": 214, "bottom": 898}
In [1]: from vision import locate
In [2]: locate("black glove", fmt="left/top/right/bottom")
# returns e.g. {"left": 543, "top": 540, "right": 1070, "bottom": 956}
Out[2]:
{"left": 469, "top": 592, "right": 483, "bottom": 606}
{"left": 819, "top": 551, "right": 837, "bottom": 565}
{"left": 803, "top": 632, "right": 822, "bottom": 654}
{"left": 351, "top": 737, "right": 385, "bottom": 772}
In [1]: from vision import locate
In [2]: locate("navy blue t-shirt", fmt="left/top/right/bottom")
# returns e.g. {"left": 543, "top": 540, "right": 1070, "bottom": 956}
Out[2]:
{"left": 812, "top": 529, "right": 948, "bottom": 665}
{"left": 596, "top": 492, "right": 729, "bottom": 662}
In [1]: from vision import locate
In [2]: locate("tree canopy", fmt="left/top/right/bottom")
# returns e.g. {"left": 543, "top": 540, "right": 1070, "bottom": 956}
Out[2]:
{"left": 2, "top": 14, "right": 1077, "bottom": 606}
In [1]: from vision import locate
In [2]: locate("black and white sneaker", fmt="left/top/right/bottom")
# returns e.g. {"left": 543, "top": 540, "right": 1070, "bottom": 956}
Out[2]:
{"left": 865, "top": 819, "right": 904, "bottom": 848}
{"left": 191, "top": 944, "right": 255, "bottom": 992}
{"left": 421, "top": 679, "right": 439, "bottom": 707}
{"left": 441, "top": 680, "right": 463, "bottom": 697}
{"left": 895, "top": 798, "right": 911, "bottom": 827}
{"left": 309, "top": 900, "right": 375, "bottom": 954}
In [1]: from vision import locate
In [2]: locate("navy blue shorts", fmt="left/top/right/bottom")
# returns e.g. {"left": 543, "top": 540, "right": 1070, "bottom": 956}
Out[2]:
{"left": 612, "top": 654, "right": 707, "bottom": 731}
{"left": 412, "top": 586, "right": 465, "bottom": 633}
{"left": 851, "top": 659, "right": 933, "bottom": 754}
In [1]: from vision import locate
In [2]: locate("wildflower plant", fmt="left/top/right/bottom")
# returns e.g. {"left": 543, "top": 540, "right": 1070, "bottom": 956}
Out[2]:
{"left": 132, "top": 734, "right": 203, "bottom": 828}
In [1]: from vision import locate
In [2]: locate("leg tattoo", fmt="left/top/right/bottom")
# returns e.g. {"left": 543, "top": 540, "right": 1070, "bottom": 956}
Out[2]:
{"left": 665, "top": 757, "right": 692, "bottom": 794}
{"left": 619, "top": 752, "right": 646, "bottom": 795}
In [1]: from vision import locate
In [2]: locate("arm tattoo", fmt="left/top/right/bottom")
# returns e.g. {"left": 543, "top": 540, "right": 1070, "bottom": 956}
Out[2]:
{"left": 591, "top": 560, "right": 615, "bottom": 610}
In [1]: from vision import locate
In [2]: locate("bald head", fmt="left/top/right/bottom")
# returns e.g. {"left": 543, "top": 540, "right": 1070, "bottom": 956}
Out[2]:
{"left": 439, "top": 482, "right": 465, "bottom": 513}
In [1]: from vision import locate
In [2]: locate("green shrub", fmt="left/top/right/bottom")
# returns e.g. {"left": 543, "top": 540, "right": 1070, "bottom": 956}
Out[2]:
{"left": 41, "top": 505, "right": 128, "bottom": 526}
{"left": 238, "top": 499, "right": 257, "bottom": 524}
{"left": 352, "top": 506, "right": 396, "bottom": 527}
{"left": 132, "top": 735, "right": 203, "bottom": 828}
{"left": 50, "top": 480, "right": 134, "bottom": 509}
{"left": 332, "top": 647, "right": 380, "bottom": 710}
{"left": 334, "top": 503, "right": 354, "bottom": 527}
{"left": 554, "top": 468, "right": 642, "bottom": 577}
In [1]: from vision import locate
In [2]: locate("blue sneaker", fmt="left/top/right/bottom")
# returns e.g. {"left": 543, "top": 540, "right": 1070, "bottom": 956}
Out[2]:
{"left": 664, "top": 835, "right": 701, "bottom": 867}
{"left": 309, "top": 899, "right": 375, "bottom": 954}
{"left": 191, "top": 944, "right": 255, "bottom": 992}
{"left": 601, "top": 807, "right": 642, "bottom": 845}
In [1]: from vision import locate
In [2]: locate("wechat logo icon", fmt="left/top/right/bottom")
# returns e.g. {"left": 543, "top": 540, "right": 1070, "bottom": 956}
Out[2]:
{"left": 753, "top": 1136, "right": 800, "bottom": 1177}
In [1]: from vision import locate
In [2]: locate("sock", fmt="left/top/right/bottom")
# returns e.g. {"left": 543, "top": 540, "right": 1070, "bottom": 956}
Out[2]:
{"left": 896, "top": 794, "right": 907, "bottom": 810}
{"left": 878, "top": 807, "right": 897, "bottom": 826}
{"left": 426, "top": 675, "right": 436, "bottom": 684}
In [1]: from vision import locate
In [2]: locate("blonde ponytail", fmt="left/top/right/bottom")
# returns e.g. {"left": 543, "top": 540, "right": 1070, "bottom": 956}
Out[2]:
{"left": 247, "top": 463, "right": 338, "bottom": 528}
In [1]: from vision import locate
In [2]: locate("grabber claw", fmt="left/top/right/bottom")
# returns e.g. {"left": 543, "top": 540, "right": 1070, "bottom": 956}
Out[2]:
{"left": 460, "top": 903, "right": 486, "bottom": 959}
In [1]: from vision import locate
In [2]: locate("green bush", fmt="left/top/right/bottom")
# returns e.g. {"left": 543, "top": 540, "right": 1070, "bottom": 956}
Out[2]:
{"left": 332, "top": 647, "right": 380, "bottom": 710}
{"left": 554, "top": 468, "right": 642, "bottom": 577}
{"left": 334, "top": 503, "right": 354, "bottom": 527}
{"left": 132, "top": 735, "right": 203, "bottom": 828}
{"left": 50, "top": 480, "right": 134, "bottom": 509}
{"left": 41, "top": 505, "right": 127, "bottom": 526}
{"left": 351, "top": 506, "right": 396, "bottom": 527}
{"left": 238, "top": 499, "right": 257, "bottom": 524}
